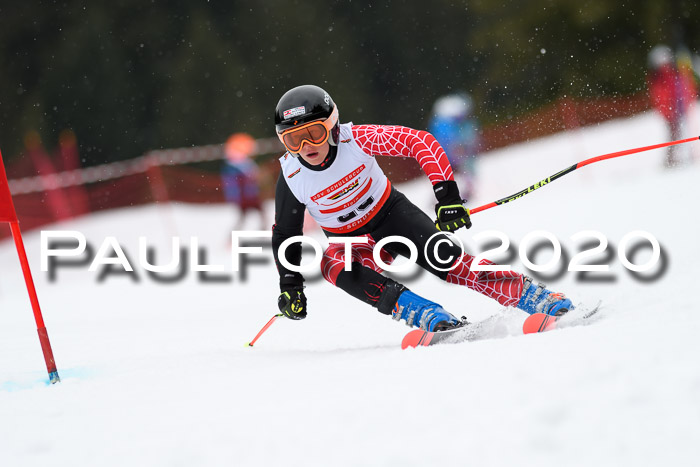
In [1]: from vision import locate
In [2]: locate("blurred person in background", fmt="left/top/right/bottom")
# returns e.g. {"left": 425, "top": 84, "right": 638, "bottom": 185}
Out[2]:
{"left": 24, "top": 130, "right": 72, "bottom": 221}
{"left": 221, "top": 133, "right": 264, "bottom": 230}
{"left": 57, "top": 129, "right": 90, "bottom": 216}
{"left": 428, "top": 92, "right": 481, "bottom": 199}
{"left": 647, "top": 44, "right": 698, "bottom": 167}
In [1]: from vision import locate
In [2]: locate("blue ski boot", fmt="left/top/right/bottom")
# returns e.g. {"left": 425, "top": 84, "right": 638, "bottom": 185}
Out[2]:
{"left": 392, "top": 289, "right": 462, "bottom": 332}
{"left": 517, "top": 276, "right": 574, "bottom": 317}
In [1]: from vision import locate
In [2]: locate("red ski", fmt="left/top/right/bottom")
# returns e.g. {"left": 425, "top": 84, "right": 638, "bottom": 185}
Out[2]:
{"left": 522, "top": 313, "right": 558, "bottom": 334}
{"left": 401, "top": 315, "right": 501, "bottom": 349}
{"left": 401, "top": 328, "right": 463, "bottom": 349}
{"left": 523, "top": 301, "right": 602, "bottom": 335}
{"left": 402, "top": 303, "right": 602, "bottom": 348}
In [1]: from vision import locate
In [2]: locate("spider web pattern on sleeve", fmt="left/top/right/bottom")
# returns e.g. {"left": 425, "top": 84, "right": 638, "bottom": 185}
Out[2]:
{"left": 352, "top": 125, "right": 454, "bottom": 185}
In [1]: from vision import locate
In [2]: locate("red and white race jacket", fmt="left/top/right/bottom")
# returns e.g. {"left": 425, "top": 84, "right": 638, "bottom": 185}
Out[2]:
{"left": 279, "top": 123, "right": 454, "bottom": 233}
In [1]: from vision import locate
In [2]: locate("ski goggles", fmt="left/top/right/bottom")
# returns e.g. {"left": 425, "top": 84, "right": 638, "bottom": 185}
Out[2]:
{"left": 277, "top": 107, "right": 338, "bottom": 154}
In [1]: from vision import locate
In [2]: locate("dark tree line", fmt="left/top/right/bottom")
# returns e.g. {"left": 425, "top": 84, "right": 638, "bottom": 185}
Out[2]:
{"left": 1, "top": 0, "right": 697, "bottom": 165}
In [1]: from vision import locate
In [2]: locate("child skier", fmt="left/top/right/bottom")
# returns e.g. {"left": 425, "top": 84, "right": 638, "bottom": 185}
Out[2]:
{"left": 272, "top": 85, "right": 572, "bottom": 332}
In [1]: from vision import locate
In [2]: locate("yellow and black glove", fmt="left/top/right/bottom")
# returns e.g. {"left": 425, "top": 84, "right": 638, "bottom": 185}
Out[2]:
{"left": 277, "top": 286, "right": 307, "bottom": 320}
{"left": 433, "top": 180, "right": 472, "bottom": 232}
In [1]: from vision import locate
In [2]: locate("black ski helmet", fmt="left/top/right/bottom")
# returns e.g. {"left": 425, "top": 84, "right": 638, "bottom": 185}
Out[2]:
{"left": 275, "top": 85, "right": 340, "bottom": 147}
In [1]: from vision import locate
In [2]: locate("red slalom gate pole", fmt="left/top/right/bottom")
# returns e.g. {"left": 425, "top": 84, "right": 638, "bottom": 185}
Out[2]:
{"left": 247, "top": 314, "right": 283, "bottom": 347}
{"left": 1, "top": 149, "right": 60, "bottom": 384}
{"left": 469, "top": 135, "right": 700, "bottom": 216}
{"left": 9, "top": 222, "right": 61, "bottom": 384}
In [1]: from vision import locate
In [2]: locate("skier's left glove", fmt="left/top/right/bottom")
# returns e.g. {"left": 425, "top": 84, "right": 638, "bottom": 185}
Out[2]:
{"left": 278, "top": 286, "right": 307, "bottom": 320}
{"left": 433, "top": 180, "right": 472, "bottom": 232}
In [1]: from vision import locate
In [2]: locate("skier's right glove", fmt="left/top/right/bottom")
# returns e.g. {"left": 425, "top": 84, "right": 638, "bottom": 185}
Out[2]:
{"left": 277, "top": 286, "right": 307, "bottom": 320}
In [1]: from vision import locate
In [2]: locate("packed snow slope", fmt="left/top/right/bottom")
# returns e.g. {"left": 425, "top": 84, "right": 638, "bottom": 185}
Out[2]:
{"left": 1, "top": 110, "right": 699, "bottom": 467}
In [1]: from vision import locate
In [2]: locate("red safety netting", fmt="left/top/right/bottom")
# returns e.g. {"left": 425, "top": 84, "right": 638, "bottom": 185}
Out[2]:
{"left": 1, "top": 93, "right": 652, "bottom": 239}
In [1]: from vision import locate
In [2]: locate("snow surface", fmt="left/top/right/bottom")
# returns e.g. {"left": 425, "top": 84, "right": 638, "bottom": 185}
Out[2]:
{"left": 1, "top": 110, "right": 700, "bottom": 467}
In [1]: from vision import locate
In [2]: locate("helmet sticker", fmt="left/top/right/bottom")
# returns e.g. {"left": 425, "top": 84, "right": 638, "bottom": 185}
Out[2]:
{"left": 283, "top": 106, "right": 306, "bottom": 119}
{"left": 324, "top": 92, "right": 330, "bottom": 105}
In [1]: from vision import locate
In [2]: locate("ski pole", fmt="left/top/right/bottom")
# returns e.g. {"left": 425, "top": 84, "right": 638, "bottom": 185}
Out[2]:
{"left": 469, "top": 135, "right": 700, "bottom": 216}
{"left": 247, "top": 313, "right": 283, "bottom": 347}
